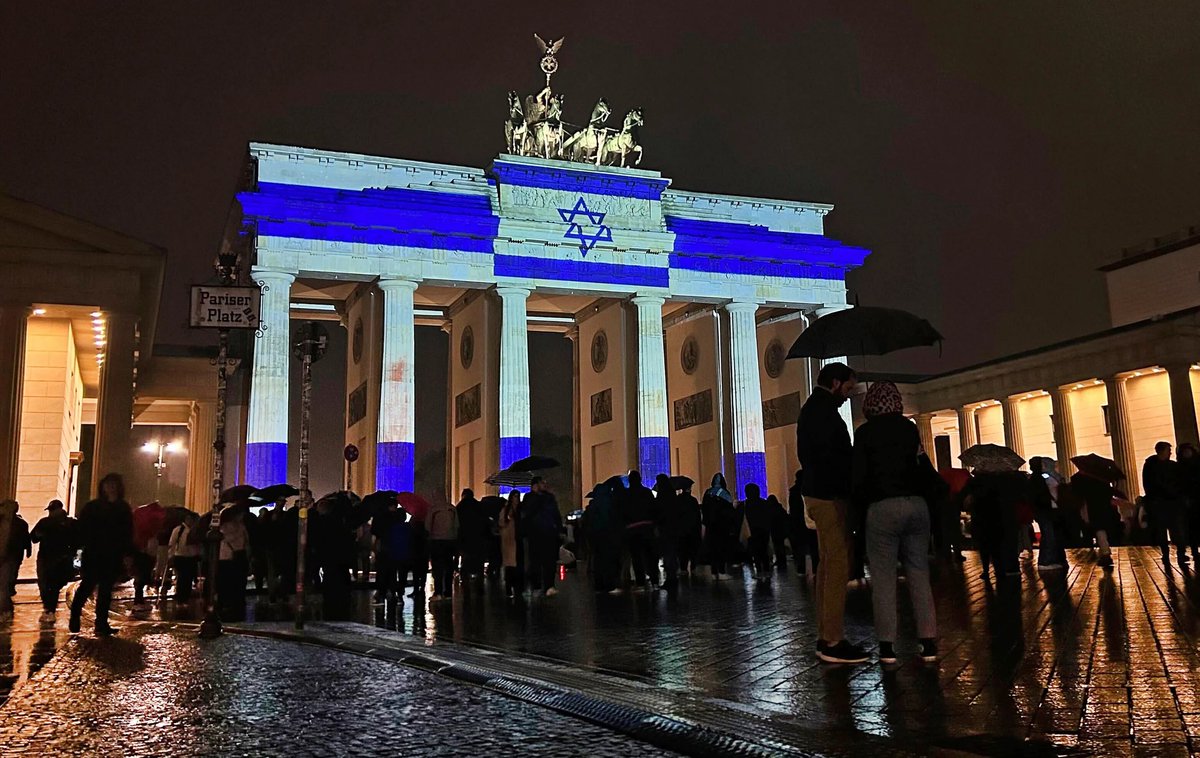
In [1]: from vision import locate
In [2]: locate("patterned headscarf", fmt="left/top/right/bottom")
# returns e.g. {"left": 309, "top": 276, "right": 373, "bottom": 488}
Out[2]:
{"left": 863, "top": 381, "right": 904, "bottom": 418}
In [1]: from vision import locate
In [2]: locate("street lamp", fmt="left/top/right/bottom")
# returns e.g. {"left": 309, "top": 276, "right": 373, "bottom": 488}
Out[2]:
{"left": 142, "top": 440, "right": 183, "bottom": 501}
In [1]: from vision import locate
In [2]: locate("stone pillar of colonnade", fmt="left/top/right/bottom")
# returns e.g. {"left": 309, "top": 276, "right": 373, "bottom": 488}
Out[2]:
{"left": 1050, "top": 386, "right": 1077, "bottom": 475}
{"left": 915, "top": 413, "right": 937, "bottom": 460}
{"left": 1165, "top": 362, "right": 1200, "bottom": 451}
{"left": 244, "top": 269, "right": 295, "bottom": 487}
{"left": 1104, "top": 375, "right": 1140, "bottom": 494}
{"left": 376, "top": 278, "right": 419, "bottom": 492}
{"left": 497, "top": 286, "right": 531, "bottom": 472}
{"left": 185, "top": 401, "right": 217, "bottom": 510}
{"left": 0, "top": 304, "right": 28, "bottom": 500}
{"left": 91, "top": 310, "right": 138, "bottom": 489}
{"left": 725, "top": 301, "right": 767, "bottom": 494}
{"left": 632, "top": 294, "right": 670, "bottom": 478}
{"left": 1001, "top": 396, "right": 1025, "bottom": 461}
{"left": 956, "top": 406, "right": 978, "bottom": 458}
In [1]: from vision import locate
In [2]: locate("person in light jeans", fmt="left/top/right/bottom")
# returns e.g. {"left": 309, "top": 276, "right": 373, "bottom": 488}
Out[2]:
{"left": 851, "top": 381, "right": 938, "bottom": 664}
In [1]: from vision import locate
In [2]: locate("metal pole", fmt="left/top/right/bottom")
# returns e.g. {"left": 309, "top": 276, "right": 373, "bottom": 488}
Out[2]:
{"left": 295, "top": 350, "right": 313, "bottom": 630}
{"left": 154, "top": 444, "right": 164, "bottom": 501}
{"left": 212, "top": 329, "right": 228, "bottom": 505}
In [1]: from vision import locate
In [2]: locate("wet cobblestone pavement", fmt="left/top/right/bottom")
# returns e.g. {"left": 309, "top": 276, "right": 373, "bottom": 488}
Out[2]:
{"left": 0, "top": 591, "right": 679, "bottom": 756}
{"left": 5, "top": 546, "right": 1200, "bottom": 755}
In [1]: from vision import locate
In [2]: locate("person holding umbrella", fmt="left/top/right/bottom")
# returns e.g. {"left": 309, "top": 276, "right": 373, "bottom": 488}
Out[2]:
{"left": 521, "top": 477, "right": 563, "bottom": 596}
{"left": 797, "top": 361, "right": 868, "bottom": 665}
{"left": 498, "top": 490, "right": 524, "bottom": 598}
{"left": 960, "top": 444, "right": 1026, "bottom": 581}
{"left": 1071, "top": 454, "right": 1125, "bottom": 569}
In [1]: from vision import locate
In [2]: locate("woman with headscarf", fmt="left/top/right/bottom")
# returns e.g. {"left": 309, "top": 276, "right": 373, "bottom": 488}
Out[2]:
{"left": 702, "top": 473, "right": 735, "bottom": 580}
{"left": 851, "top": 381, "right": 938, "bottom": 664}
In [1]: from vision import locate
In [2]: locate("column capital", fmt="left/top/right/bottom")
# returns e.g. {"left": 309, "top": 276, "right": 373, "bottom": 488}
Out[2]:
{"left": 251, "top": 268, "right": 296, "bottom": 287}
{"left": 631, "top": 294, "right": 666, "bottom": 308}
{"left": 724, "top": 300, "right": 761, "bottom": 315}
{"left": 915, "top": 412, "right": 936, "bottom": 422}
{"left": 377, "top": 276, "right": 420, "bottom": 292}
{"left": 496, "top": 285, "right": 531, "bottom": 300}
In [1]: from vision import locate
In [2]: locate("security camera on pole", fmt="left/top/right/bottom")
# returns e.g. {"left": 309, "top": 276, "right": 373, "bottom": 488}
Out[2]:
{"left": 190, "top": 247, "right": 261, "bottom": 640}
{"left": 292, "top": 320, "right": 328, "bottom": 630}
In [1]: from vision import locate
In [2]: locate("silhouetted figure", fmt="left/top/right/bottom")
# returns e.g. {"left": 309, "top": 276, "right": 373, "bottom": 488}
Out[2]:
{"left": 456, "top": 489, "right": 488, "bottom": 579}
{"left": 743, "top": 484, "right": 776, "bottom": 585}
{"left": 702, "top": 474, "right": 736, "bottom": 580}
{"left": 498, "top": 491, "right": 524, "bottom": 597}
{"left": 584, "top": 480, "right": 624, "bottom": 594}
{"left": 520, "top": 478, "right": 562, "bottom": 596}
{"left": 425, "top": 493, "right": 459, "bottom": 600}
{"left": 31, "top": 500, "right": 78, "bottom": 613}
{"left": 787, "top": 472, "right": 819, "bottom": 576}
{"left": 622, "top": 471, "right": 660, "bottom": 589}
{"left": 1143, "top": 441, "right": 1191, "bottom": 567}
{"left": 69, "top": 473, "right": 134, "bottom": 636}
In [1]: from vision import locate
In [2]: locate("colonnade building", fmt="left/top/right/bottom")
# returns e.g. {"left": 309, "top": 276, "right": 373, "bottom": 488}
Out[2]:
{"left": 228, "top": 145, "right": 869, "bottom": 503}
{"left": 896, "top": 228, "right": 1200, "bottom": 495}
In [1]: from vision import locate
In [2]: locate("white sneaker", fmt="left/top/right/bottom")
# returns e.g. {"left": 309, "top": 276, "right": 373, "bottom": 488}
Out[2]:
{"left": 716, "top": 573, "right": 732, "bottom": 580}
{"left": 607, "top": 588, "right": 624, "bottom": 595}
{"left": 545, "top": 587, "right": 559, "bottom": 597}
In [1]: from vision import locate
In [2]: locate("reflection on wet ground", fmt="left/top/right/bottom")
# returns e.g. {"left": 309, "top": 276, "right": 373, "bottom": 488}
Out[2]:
{"left": 5, "top": 547, "right": 1200, "bottom": 754}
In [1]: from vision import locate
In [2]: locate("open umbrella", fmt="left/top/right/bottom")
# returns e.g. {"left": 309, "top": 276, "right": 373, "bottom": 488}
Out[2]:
{"left": 396, "top": 492, "right": 431, "bottom": 522}
{"left": 486, "top": 469, "right": 537, "bottom": 488}
{"left": 360, "top": 490, "right": 398, "bottom": 518}
{"left": 505, "top": 455, "right": 561, "bottom": 472}
{"left": 668, "top": 475, "right": 695, "bottom": 491}
{"left": 786, "top": 306, "right": 942, "bottom": 359}
{"left": 1071, "top": 453, "right": 1126, "bottom": 482}
{"left": 250, "top": 483, "right": 300, "bottom": 503}
{"left": 960, "top": 443, "right": 1025, "bottom": 472}
{"left": 219, "top": 484, "right": 257, "bottom": 504}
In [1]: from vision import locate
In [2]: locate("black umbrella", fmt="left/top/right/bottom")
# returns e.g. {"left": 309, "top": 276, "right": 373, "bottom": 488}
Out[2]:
{"left": 505, "top": 455, "right": 561, "bottom": 472}
{"left": 668, "top": 475, "right": 695, "bottom": 491}
{"left": 219, "top": 484, "right": 257, "bottom": 504}
{"left": 250, "top": 483, "right": 300, "bottom": 503}
{"left": 1071, "top": 454, "right": 1125, "bottom": 482}
{"left": 359, "top": 490, "right": 398, "bottom": 518}
{"left": 785, "top": 306, "right": 942, "bottom": 359}
{"left": 486, "top": 469, "right": 537, "bottom": 487}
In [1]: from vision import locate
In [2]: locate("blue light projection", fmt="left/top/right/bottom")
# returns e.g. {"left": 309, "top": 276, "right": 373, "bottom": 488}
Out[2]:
{"left": 558, "top": 197, "right": 613, "bottom": 255}
{"left": 733, "top": 451, "right": 768, "bottom": 495}
{"left": 245, "top": 442, "right": 287, "bottom": 488}
{"left": 491, "top": 160, "right": 670, "bottom": 200}
{"left": 493, "top": 254, "right": 668, "bottom": 288}
{"left": 376, "top": 441, "right": 415, "bottom": 493}
{"left": 667, "top": 216, "right": 869, "bottom": 277}
{"left": 638, "top": 437, "right": 671, "bottom": 479}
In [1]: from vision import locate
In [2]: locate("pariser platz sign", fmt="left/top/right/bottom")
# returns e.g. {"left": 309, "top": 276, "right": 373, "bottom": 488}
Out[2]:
{"left": 190, "top": 285, "right": 261, "bottom": 329}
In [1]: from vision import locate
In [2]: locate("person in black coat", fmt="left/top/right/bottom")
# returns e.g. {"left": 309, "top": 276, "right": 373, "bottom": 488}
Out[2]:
{"left": 676, "top": 483, "right": 703, "bottom": 576}
{"left": 69, "top": 473, "right": 134, "bottom": 636}
{"left": 31, "top": 500, "right": 78, "bottom": 613}
{"left": 456, "top": 489, "right": 488, "bottom": 580}
{"left": 653, "top": 475, "right": 682, "bottom": 589}
{"left": 702, "top": 474, "right": 736, "bottom": 580}
{"left": 768, "top": 495, "right": 790, "bottom": 571}
{"left": 963, "top": 469, "right": 1025, "bottom": 581}
{"left": 521, "top": 478, "right": 563, "bottom": 595}
{"left": 787, "top": 472, "right": 819, "bottom": 577}
{"left": 1142, "top": 441, "right": 1191, "bottom": 566}
{"left": 1178, "top": 443, "right": 1200, "bottom": 565}
{"left": 743, "top": 484, "right": 776, "bottom": 584}
{"left": 621, "top": 471, "right": 660, "bottom": 589}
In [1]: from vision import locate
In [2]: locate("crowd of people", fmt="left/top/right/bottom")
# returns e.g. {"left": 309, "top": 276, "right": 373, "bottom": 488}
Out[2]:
{"left": 2, "top": 361, "right": 1197, "bottom": 666}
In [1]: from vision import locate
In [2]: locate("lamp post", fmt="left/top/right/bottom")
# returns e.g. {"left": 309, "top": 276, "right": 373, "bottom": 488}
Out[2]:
{"left": 292, "top": 321, "right": 328, "bottom": 630}
{"left": 142, "top": 440, "right": 183, "bottom": 501}
{"left": 194, "top": 246, "right": 260, "bottom": 640}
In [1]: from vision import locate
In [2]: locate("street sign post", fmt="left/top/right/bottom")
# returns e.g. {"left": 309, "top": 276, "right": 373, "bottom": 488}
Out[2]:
{"left": 189, "top": 285, "right": 261, "bottom": 330}
{"left": 293, "top": 321, "right": 329, "bottom": 630}
{"left": 344, "top": 444, "right": 359, "bottom": 490}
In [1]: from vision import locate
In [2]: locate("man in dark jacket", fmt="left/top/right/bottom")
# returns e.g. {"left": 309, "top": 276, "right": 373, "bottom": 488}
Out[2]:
{"left": 31, "top": 500, "right": 79, "bottom": 613}
{"left": 1178, "top": 443, "right": 1200, "bottom": 565}
{"left": 622, "top": 471, "right": 660, "bottom": 589}
{"left": 796, "top": 361, "right": 867, "bottom": 665}
{"left": 743, "top": 484, "right": 777, "bottom": 584}
{"left": 1143, "top": 441, "right": 1191, "bottom": 566}
{"left": 69, "top": 473, "right": 134, "bottom": 636}
{"left": 456, "top": 489, "right": 487, "bottom": 580}
{"left": 521, "top": 478, "right": 563, "bottom": 596}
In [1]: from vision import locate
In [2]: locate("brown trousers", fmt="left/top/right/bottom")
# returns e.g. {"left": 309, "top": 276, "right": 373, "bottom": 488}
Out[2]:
{"left": 806, "top": 496, "right": 850, "bottom": 644}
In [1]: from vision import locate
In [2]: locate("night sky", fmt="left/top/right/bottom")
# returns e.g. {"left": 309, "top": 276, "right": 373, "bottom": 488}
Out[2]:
{"left": 3, "top": 3, "right": 1199, "bottom": 493}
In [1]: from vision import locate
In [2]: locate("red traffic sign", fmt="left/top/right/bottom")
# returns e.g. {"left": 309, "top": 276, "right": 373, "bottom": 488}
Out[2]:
{"left": 344, "top": 444, "right": 360, "bottom": 463}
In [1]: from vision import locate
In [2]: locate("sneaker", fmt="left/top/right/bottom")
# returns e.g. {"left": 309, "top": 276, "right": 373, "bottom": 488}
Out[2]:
{"left": 1038, "top": 563, "right": 1064, "bottom": 571}
{"left": 68, "top": 614, "right": 81, "bottom": 634}
{"left": 818, "top": 640, "right": 869, "bottom": 665}
{"left": 545, "top": 587, "right": 559, "bottom": 597}
{"left": 1098, "top": 555, "right": 1114, "bottom": 569}
{"left": 1178, "top": 552, "right": 1191, "bottom": 566}
{"left": 918, "top": 638, "right": 939, "bottom": 663}
{"left": 878, "top": 642, "right": 897, "bottom": 664}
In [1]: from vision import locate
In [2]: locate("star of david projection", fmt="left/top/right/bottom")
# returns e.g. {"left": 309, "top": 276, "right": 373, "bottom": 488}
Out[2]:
{"left": 558, "top": 197, "right": 612, "bottom": 256}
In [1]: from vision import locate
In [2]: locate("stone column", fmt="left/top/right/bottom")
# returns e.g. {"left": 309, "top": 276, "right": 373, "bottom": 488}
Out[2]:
{"left": 185, "top": 401, "right": 217, "bottom": 510}
{"left": 0, "top": 305, "right": 28, "bottom": 500}
{"left": 726, "top": 301, "right": 767, "bottom": 494}
{"left": 376, "top": 278, "right": 419, "bottom": 492}
{"left": 915, "top": 413, "right": 937, "bottom": 460}
{"left": 632, "top": 295, "right": 670, "bottom": 477}
{"left": 244, "top": 269, "right": 295, "bottom": 486}
{"left": 497, "top": 286, "right": 531, "bottom": 470}
{"left": 956, "top": 406, "right": 978, "bottom": 457}
{"left": 1105, "top": 375, "right": 1140, "bottom": 494}
{"left": 1050, "top": 386, "right": 1077, "bottom": 474}
{"left": 92, "top": 311, "right": 138, "bottom": 488}
{"left": 1002, "top": 396, "right": 1025, "bottom": 460}
{"left": 1165, "top": 362, "right": 1200, "bottom": 450}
